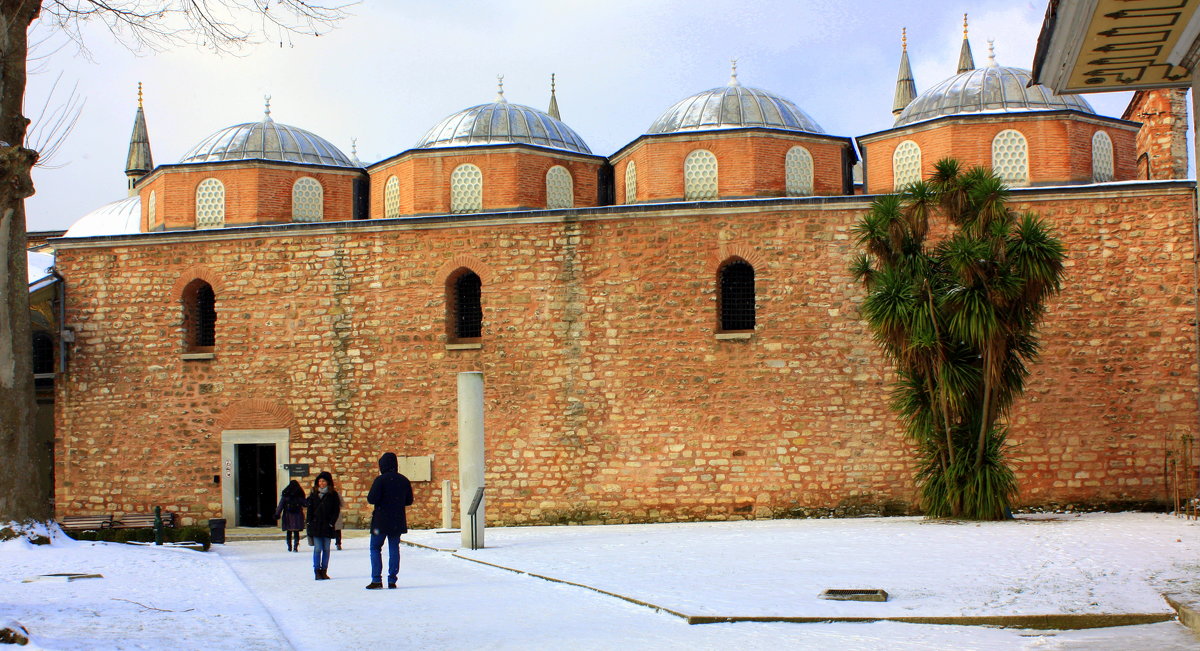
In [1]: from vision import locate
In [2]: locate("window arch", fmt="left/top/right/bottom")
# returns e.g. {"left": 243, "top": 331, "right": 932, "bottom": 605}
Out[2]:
{"left": 147, "top": 190, "right": 158, "bottom": 229}
{"left": 1092, "top": 131, "right": 1115, "bottom": 182}
{"left": 384, "top": 176, "right": 400, "bottom": 218}
{"left": 785, "top": 146, "right": 814, "bottom": 196}
{"left": 182, "top": 279, "right": 217, "bottom": 351}
{"left": 892, "top": 140, "right": 921, "bottom": 189}
{"left": 450, "top": 164, "right": 483, "bottom": 214}
{"left": 31, "top": 331, "right": 54, "bottom": 375}
{"left": 292, "top": 177, "right": 323, "bottom": 222}
{"left": 684, "top": 149, "right": 718, "bottom": 200}
{"left": 447, "top": 269, "right": 483, "bottom": 341}
{"left": 624, "top": 160, "right": 637, "bottom": 203}
{"left": 546, "top": 165, "right": 574, "bottom": 209}
{"left": 991, "top": 129, "right": 1029, "bottom": 186}
{"left": 718, "top": 258, "right": 756, "bottom": 332}
{"left": 195, "top": 178, "right": 225, "bottom": 229}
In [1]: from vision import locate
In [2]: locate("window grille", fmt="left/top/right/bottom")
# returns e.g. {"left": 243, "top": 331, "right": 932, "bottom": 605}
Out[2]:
{"left": 785, "top": 146, "right": 814, "bottom": 196}
{"left": 450, "top": 271, "right": 483, "bottom": 339}
{"left": 991, "top": 130, "right": 1029, "bottom": 186}
{"left": 32, "top": 331, "right": 54, "bottom": 375}
{"left": 147, "top": 190, "right": 157, "bottom": 228}
{"left": 1092, "top": 131, "right": 1114, "bottom": 183}
{"left": 719, "top": 260, "right": 755, "bottom": 331}
{"left": 892, "top": 141, "right": 921, "bottom": 189}
{"left": 684, "top": 150, "right": 718, "bottom": 200}
{"left": 546, "top": 165, "right": 573, "bottom": 209}
{"left": 450, "top": 164, "right": 483, "bottom": 214}
{"left": 292, "top": 177, "right": 323, "bottom": 222}
{"left": 624, "top": 161, "right": 637, "bottom": 203}
{"left": 183, "top": 280, "right": 216, "bottom": 349}
{"left": 384, "top": 176, "right": 400, "bottom": 218}
{"left": 195, "top": 178, "right": 225, "bottom": 229}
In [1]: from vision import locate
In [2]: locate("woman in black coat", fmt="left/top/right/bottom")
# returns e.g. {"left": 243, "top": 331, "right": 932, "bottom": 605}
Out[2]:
{"left": 274, "top": 479, "right": 306, "bottom": 552}
{"left": 307, "top": 471, "right": 340, "bottom": 581}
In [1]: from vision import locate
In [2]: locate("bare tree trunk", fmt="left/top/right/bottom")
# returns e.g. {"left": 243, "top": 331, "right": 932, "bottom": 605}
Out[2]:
{"left": 0, "top": 1, "right": 48, "bottom": 523}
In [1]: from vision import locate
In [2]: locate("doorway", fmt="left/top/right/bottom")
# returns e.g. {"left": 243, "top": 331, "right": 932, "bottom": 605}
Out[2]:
{"left": 236, "top": 443, "right": 277, "bottom": 527}
{"left": 220, "top": 429, "right": 289, "bottom": 527}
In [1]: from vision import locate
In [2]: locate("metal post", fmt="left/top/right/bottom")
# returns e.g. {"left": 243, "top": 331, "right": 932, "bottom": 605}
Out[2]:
{"left": 458, "top": 372, "right": 485, "bottom": 549}
{"left": 153, "top": 506, "right": 163, "bottom": 545}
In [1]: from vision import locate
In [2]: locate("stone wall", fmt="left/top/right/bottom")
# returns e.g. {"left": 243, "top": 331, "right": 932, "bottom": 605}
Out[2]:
{"left": 51, "top": 183, "right": 1199, "bottom": 527}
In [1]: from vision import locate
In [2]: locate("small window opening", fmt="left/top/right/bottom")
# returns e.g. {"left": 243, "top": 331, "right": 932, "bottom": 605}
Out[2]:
{"left": 183, "top": 279, "right": 216, "bottom": 351}
{"left": 448, "top": 270, "right": 482, "bottom": 341}
{"left": 719, "top": 259, "right": 756, "bottom": 332}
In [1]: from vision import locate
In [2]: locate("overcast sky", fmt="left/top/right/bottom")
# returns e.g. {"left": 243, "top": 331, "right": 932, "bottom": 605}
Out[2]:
{"left": 23, "top": 0, "right": 1141, "bottom": 232}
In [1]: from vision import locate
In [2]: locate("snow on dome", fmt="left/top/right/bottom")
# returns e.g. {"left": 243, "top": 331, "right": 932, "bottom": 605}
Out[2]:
{"left": 415, "top": 102, "right": 592, "bottom": 154}
{"left": 27, "top": 251, "right": 54, "bottom": 285}
{"left": 180, "top": 113, "right": 357, "bottom": 167}
{"left": 64, "top": 195, "right": 141, "bottom": 238}
{"left": 894, "top": 64, "right": 1094, "bottom": 127}
{"left": 647, "top": 72, "right": 825, "bottom": 135}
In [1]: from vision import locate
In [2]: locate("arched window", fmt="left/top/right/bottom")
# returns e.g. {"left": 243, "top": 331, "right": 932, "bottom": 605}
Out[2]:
{"left": 182, "top": 279, "right": 217, "bottom": 351}
{"left": 718, "top": 259, "right": 755, "bottom": 332}
{"left": 31, "top": 331, "right": 54, "bottom": 375}
{"left": 1092, "top": 131, "right": 1115, "bottom": 182}
{"left": 785, "top": 146, "right": 814, "bottom": 196}
{"left": 384, "top": 176, "right": 400, "bottom": 218}
{"left": 991, "top": 129, "right": 1029, "bottom": 186}
{"left": 447, "top": 269, "right": 482, "bottom": 341}
{"left": 1137, "top": 153, "right": 1151, "bottom": 180}
{"left": 147, "top": 190, "right": 158, "bottom": 229}
{"left": 624, "top": 161, "right": 637, "bottom": 204}
{"left": 292, "top": 177, "right": 323, "bottom": 222}
{"left": 546, "top": 165, "right": 573, "bottom": 209}
{"left": 450, "top": 164, "right": 483, "bottom": 214}
{"left": 684, "top": 149, "right": 718, "bottom": 200}
{"left": 892, "top": 140, "right": 922, "bottom": 189}
{"left": 195, "top": 178, "right": 225, "bottom": 229}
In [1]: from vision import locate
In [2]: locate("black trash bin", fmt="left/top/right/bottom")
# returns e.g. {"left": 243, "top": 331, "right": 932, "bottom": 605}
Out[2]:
{"left": 209, "top": 518, "right": 227, "bottom": 545}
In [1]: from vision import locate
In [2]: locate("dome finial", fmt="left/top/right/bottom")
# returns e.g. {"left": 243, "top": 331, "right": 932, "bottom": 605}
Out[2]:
{"left": 963, "top": 13, "right": 968, "bottom": 38}
{"left": 496, "top": 74, "right": 507, "bottom": 103}
{"left": 138, "top": 82, "right": 143, "bottom": 109}
{"left": 728, "top": 57, "right": 741, "bottom": 87}
{"left": 264, "top": 94, "right": 273, "bottom": 121}
{"left": 902, "top": 27, "right": 907, "bottom": 52}
{"left": 548, "top": 73, "right": 561, "bottom": 120}
{"left": 987, "top": 39, "right": 998, "bottom": 67}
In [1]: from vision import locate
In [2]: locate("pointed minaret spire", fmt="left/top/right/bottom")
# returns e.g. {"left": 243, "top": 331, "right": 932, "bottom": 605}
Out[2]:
{"left": 548, "top": 73, "right": 561, "bottom": 120}
{"left": 728, "top": 57, "right": 741, "bottom": 87}
{"left": 125, "top": 82, "right": 154, "bottom": 196}
{"left": 957, "top": 13, "right": 975, "bottom": 73}
{"left": 496, "top": 74, "right": 507, "bottom": 103}
{"left": 892, "top": 28, "right": 917, "bottom": 118}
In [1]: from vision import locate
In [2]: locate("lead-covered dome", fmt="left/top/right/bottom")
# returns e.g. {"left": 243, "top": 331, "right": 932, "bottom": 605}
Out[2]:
{"left": 180, "top": 108, "right": 356, "bottom": 167}
{"left": 64, "top": 195, "right": 141, "bottom": 238}
{"left": 895, "top": 62, "right": 1094, "bottom": 127}
{"left": 415, "top": 98, "right": 591, "bottom": 154}
{"left": 648, "top": 73, "right": 824, "bottom": 135}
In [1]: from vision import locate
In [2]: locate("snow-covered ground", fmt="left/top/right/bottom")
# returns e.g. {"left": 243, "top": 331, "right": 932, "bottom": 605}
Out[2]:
{"left": 4, "top": 513, "right": 1200, "bottom": 650}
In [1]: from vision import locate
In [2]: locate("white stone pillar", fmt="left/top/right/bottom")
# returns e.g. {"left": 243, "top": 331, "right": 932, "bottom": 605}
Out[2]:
{"left": 458, "top": 371, "right": 485, "bottom": 549}
{"left": 441, "top": 479, "right": 453, "bottom": 530}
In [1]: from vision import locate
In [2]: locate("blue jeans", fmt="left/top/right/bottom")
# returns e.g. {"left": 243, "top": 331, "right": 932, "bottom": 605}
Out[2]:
{"left": 370, "top": 530, "right": 401, "bottom": 584}
{"left": 312, "top": 536, "right": 331, "bottom": 570}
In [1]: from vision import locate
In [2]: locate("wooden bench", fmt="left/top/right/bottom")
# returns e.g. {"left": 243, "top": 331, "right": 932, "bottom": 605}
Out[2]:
{"left": 113, "top": 512, "right": 176, "bottom": 529}
{"left": 59, "top": 515, "right": 113, "bottom": 531}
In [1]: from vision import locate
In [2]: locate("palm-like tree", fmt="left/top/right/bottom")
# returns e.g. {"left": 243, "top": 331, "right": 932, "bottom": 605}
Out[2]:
{"left": 851, "top": 159, "right": 1065, "bottom": 520}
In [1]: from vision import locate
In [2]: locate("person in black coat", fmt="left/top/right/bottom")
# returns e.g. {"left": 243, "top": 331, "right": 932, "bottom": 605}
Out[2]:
{"left": 365, "top": 452, "right": 413, "bottom": 590}
{"left": 274, "top": 479, "right": 306, "bottom": 552}
{"left": 307, "top": 471, "right": 340, "bottom": 581}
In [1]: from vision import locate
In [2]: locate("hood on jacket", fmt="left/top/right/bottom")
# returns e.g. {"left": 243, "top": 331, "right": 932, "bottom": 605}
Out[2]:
{"left": 379, "top": 452, "right": 398, "bottom": 474}
{"left": 314, "top": 470, "right": 335, "bottom": 492}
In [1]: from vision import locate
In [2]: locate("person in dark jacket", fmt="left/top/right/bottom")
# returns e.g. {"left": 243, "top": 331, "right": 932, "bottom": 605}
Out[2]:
{"left": 307, "top": 471, "right": 341, "bottom": 581}
{"left": 274, "top": 479, "right": 306, "bottom": 552}
{"left": 365, "top": 452, "right": 413, "bottom": 589}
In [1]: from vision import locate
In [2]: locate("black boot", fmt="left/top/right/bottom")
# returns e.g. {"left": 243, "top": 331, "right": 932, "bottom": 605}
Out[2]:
{"left": 314, "top": 569, "right": 321, "bottom": 581}
{"left": 318, "top": 568, "right": 330, "bottom": 580}
{"left": 365, "top": 582, "right": 383, "bottom": 590}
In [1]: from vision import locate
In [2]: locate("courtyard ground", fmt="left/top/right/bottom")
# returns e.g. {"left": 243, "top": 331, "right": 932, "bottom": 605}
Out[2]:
{"left": 3, "top": 512, "right": 1200, "bottom": 649}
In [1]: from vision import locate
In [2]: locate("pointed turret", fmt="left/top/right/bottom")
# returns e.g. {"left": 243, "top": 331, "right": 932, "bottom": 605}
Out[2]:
{"left": 125, "top": 83, "right": 154, "bottom": 196}
{"left": 892, "top": 29, "right": 917, "bottom": 118}
{"left": 548, "top": 73, "right": 561, "bottom": 120}
{"left": 957, "top": 13, "right": 975, "bottom": 73}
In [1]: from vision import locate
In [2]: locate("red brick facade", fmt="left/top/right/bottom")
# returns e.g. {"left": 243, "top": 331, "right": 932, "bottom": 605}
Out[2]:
{"left": 1122, "top": 89, "right": 1190, "bottom": 181}
{"left": 51, "top": 182, "right": 1199, "bottom": 527}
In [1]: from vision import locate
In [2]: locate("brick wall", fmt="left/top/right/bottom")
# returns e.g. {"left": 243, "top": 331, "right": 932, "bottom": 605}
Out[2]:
{"left": 1123, "top": 89, "right": 1189, "bottom": 180}
{"left": 52, "top": 182, "right": 1198, "bottom": 527}
{"left": 859, "top": 113, "right": 1139, "bottom": 193}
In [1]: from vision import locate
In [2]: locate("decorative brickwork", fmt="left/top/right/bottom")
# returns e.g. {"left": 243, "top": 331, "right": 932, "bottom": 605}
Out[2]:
{"left": 1123, "top": 89, "right": 1189, "bottom": 181}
